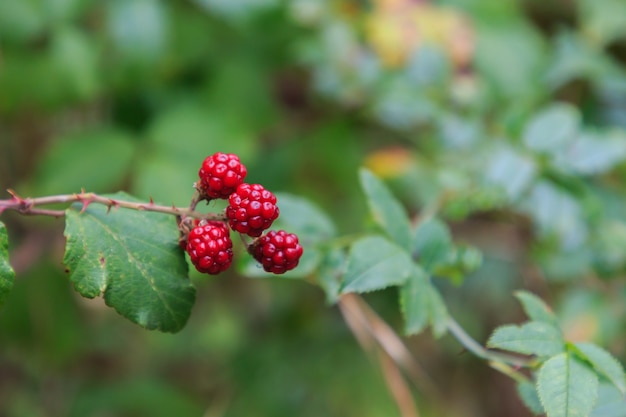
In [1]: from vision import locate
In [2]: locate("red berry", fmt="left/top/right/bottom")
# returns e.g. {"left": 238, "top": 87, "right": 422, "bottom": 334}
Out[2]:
{"left": 198, "top": 153, "right": 247, "bottom": 199}
{"left": 226, "top": 183, "right": 279, "bottom": 237}
{"left": 186, "top": 221, "right": 233, "bottom": 274}
{"left": 252, "top": 230, "right": 303, "bottom": 274}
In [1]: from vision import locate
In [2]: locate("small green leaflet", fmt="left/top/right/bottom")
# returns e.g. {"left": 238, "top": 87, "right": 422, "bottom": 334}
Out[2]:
{"left": 515, "top": 290, "right": 560, "bottom": 329}
{"left": 359, "top": 169, "right": 412, "bottom": 249}
{"left": 537, "top": 352, "right": 599, "bottom": 417}
{"left": 517, "top": 380, "right": 545, "bottom": 415}
{"left": 399, "top": 264, "right": 448, "bottom": 337}
{"left": 487, "top": 321, "right": 564, "bottom": 357}
{"left": 523, "top": 103, "right": 580, "bottom": 153}
{"left": 574, "top": 343, "right": 626, "bottom": 395}
{"left": 340, "top": 236, "right": 413, "bottom": 294}
{"left": 63, "top": 192, "right": 195, "bottom": 333}
{"left": 412, "top": 218, "right": 453, "bottom": 271}
{"left": 0, "top": 222, "right": 15, "bottom": 307}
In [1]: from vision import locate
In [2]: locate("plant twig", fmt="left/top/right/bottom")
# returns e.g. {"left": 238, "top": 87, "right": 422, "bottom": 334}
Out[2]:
{"left": 339, "top": 294, "right": 421, "bottom": 417}
{"left": 0, "top": 190, "right": 226, "bottom": 221}
{"left": 379, "top": 350, "right": 421, "bottom": 417}
{"left": 446, "top": 316, "right": 535, "bottom": 368}
{"left": 339, "top": 294, "right": 442, "bottom": 401}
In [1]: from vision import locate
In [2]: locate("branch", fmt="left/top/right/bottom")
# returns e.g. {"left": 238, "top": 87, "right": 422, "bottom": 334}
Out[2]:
{"left": 0, "top": 190, "right": 226, "bottom": 221}
{"left": 339, "top": 294, "right": 422, "bottom": 417}
{"left": 339, "top": 294, "right": 442, "bottom": 401}
{"left": 446, "top": 316, "right": 535, "bottom": 368}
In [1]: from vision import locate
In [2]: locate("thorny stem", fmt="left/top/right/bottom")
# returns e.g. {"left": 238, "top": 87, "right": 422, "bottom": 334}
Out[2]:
{"left": 0, "top": 190, "right": 227, "bottom": 221}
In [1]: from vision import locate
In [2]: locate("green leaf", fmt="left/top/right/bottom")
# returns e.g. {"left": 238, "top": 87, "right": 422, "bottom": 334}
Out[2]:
{"left": 400, "top": 265, "right": 431, "bottom": 335}
{"left": 545, "top": 31, "right": 617, "bottom": 88}
{"left": 412, "top": 218, "right": 453, "bottom": 271}
{"left": 523, "top": 103, "right": 580, "bottom": 153}
{"left": 515, "top": 291, "right": 560, "bottom": 329}
{"left": 553, "top": 130, "right": 626, "bottom": 176}
{"left": 484, "top": 146, "right": 537, "bottom": 200}
{"left": 340, "top": 236, "right": 413, "bottom": 294}
{"left": 517, "top": 380, "right": 545, "bottom": 415}
{"left": 63, "top": 192, "right": 195, "bottom": 332}
{"left": 474, "top": 19, "right": 545, "bottom": 98}
{"left": 426, "top": 283, "right": 449, "bottom": 338}
{"left": 31, "top": 128, "right": 136, "bottom": 195}
{"left": 0, "top": 222, "right": 15, "bottom": 307}
{"left": 591, "top": 383, "right": 626, "bottom": 417}
{"left": 537, "top": 352, "right": 599, "bottom": 417}
{"left": 273, "top": 193, "right": 336, "bottom": 243}
{"left": 574, "top": 343, "right": 626, "bottom": 395}
{"left": 487, "top": 321, "right": 564, "bottom": 357}
{"left": 359, "top": 169, "right": 412, "bottom": 249}
{"left": 521, "top": 181, "right": 587, "bottom": 250}
{"left": 399, "top": 264, "right": 449, "bottom": 337}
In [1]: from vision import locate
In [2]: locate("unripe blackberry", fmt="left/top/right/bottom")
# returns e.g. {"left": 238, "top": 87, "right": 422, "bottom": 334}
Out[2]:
{"left": 226, "top": 183, "right": 279, "bottom": 237}
{"left": 252, "top": 230, "right": 303, "bottom": 274}
{"left": 198, "top": 153, "right": 247, "bottom": 199}
{"left": 186, "top": 221, "right": 233, "bottom": 274}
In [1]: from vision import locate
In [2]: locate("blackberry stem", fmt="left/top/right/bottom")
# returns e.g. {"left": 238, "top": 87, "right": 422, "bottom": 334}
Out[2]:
{"left": 0, "top": 189, "right": 227, "bottom": 221}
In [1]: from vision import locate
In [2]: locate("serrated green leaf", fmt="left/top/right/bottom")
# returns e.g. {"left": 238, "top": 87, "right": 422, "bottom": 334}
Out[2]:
{"left": 273, "top": 193, "right": 336, "bottom": 243}
{"left": 515, "top": 291, "right": 560, "bottom": 329}
{"left": 400, "top": 264, "right": 449, "bottom": 337}
{"left": 0, "top": 222, "right": 15, "bottom": 307}
{"left": 487, "top": 321, "right": 564, "bottom": 357}
{"left": 574, "top": 343, "right": 626, "bottom": 395}
{"left": 427, "top": 284, "right": 449, "bottom": 338}
{"left": 359, "top": 169, "right": 412, "bottom": 249}
{"left": 537, "top": 352, "right": 599, "bottom": 417}
{"left": 523, "top": 103, "right": 580, "bottom": 153}
{"left": 63, "top": 192, "right": 195, "bottom": 333}
{"left": 340, "top": 236, "right": 412, "bottom": 294}
{"left": 412, "top": 218, "right": 453, "bottom": 271}
{"left": 400, "top": 264, "right": 430, "bottom": 335}
{"left": 517, "top": 380, "right": 545, "bottom": 415}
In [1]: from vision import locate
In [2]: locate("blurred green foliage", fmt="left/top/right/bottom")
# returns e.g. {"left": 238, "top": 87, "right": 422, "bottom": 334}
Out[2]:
{"left": 2, "top": 0, "right": 626, "bottom": 415}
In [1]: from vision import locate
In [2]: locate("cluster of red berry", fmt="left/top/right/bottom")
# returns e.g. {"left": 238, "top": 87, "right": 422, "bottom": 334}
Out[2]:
{"left": 182, "top": 152, "right": 303, "bottom": 275}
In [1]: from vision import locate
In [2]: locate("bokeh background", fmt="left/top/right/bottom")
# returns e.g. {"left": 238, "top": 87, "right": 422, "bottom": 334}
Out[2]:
{"left": 2, "top": 0, "right": 626, "bottom": 416}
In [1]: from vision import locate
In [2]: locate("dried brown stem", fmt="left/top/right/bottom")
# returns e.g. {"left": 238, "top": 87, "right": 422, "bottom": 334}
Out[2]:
{"left": 339, "top": 294, "right": 442, "bottom": 402}
{"left": 339, "top": 294, "right": 421, "bottom": 417}
{"left": 0, "top": 190, "right": 226, "bottom": 221}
